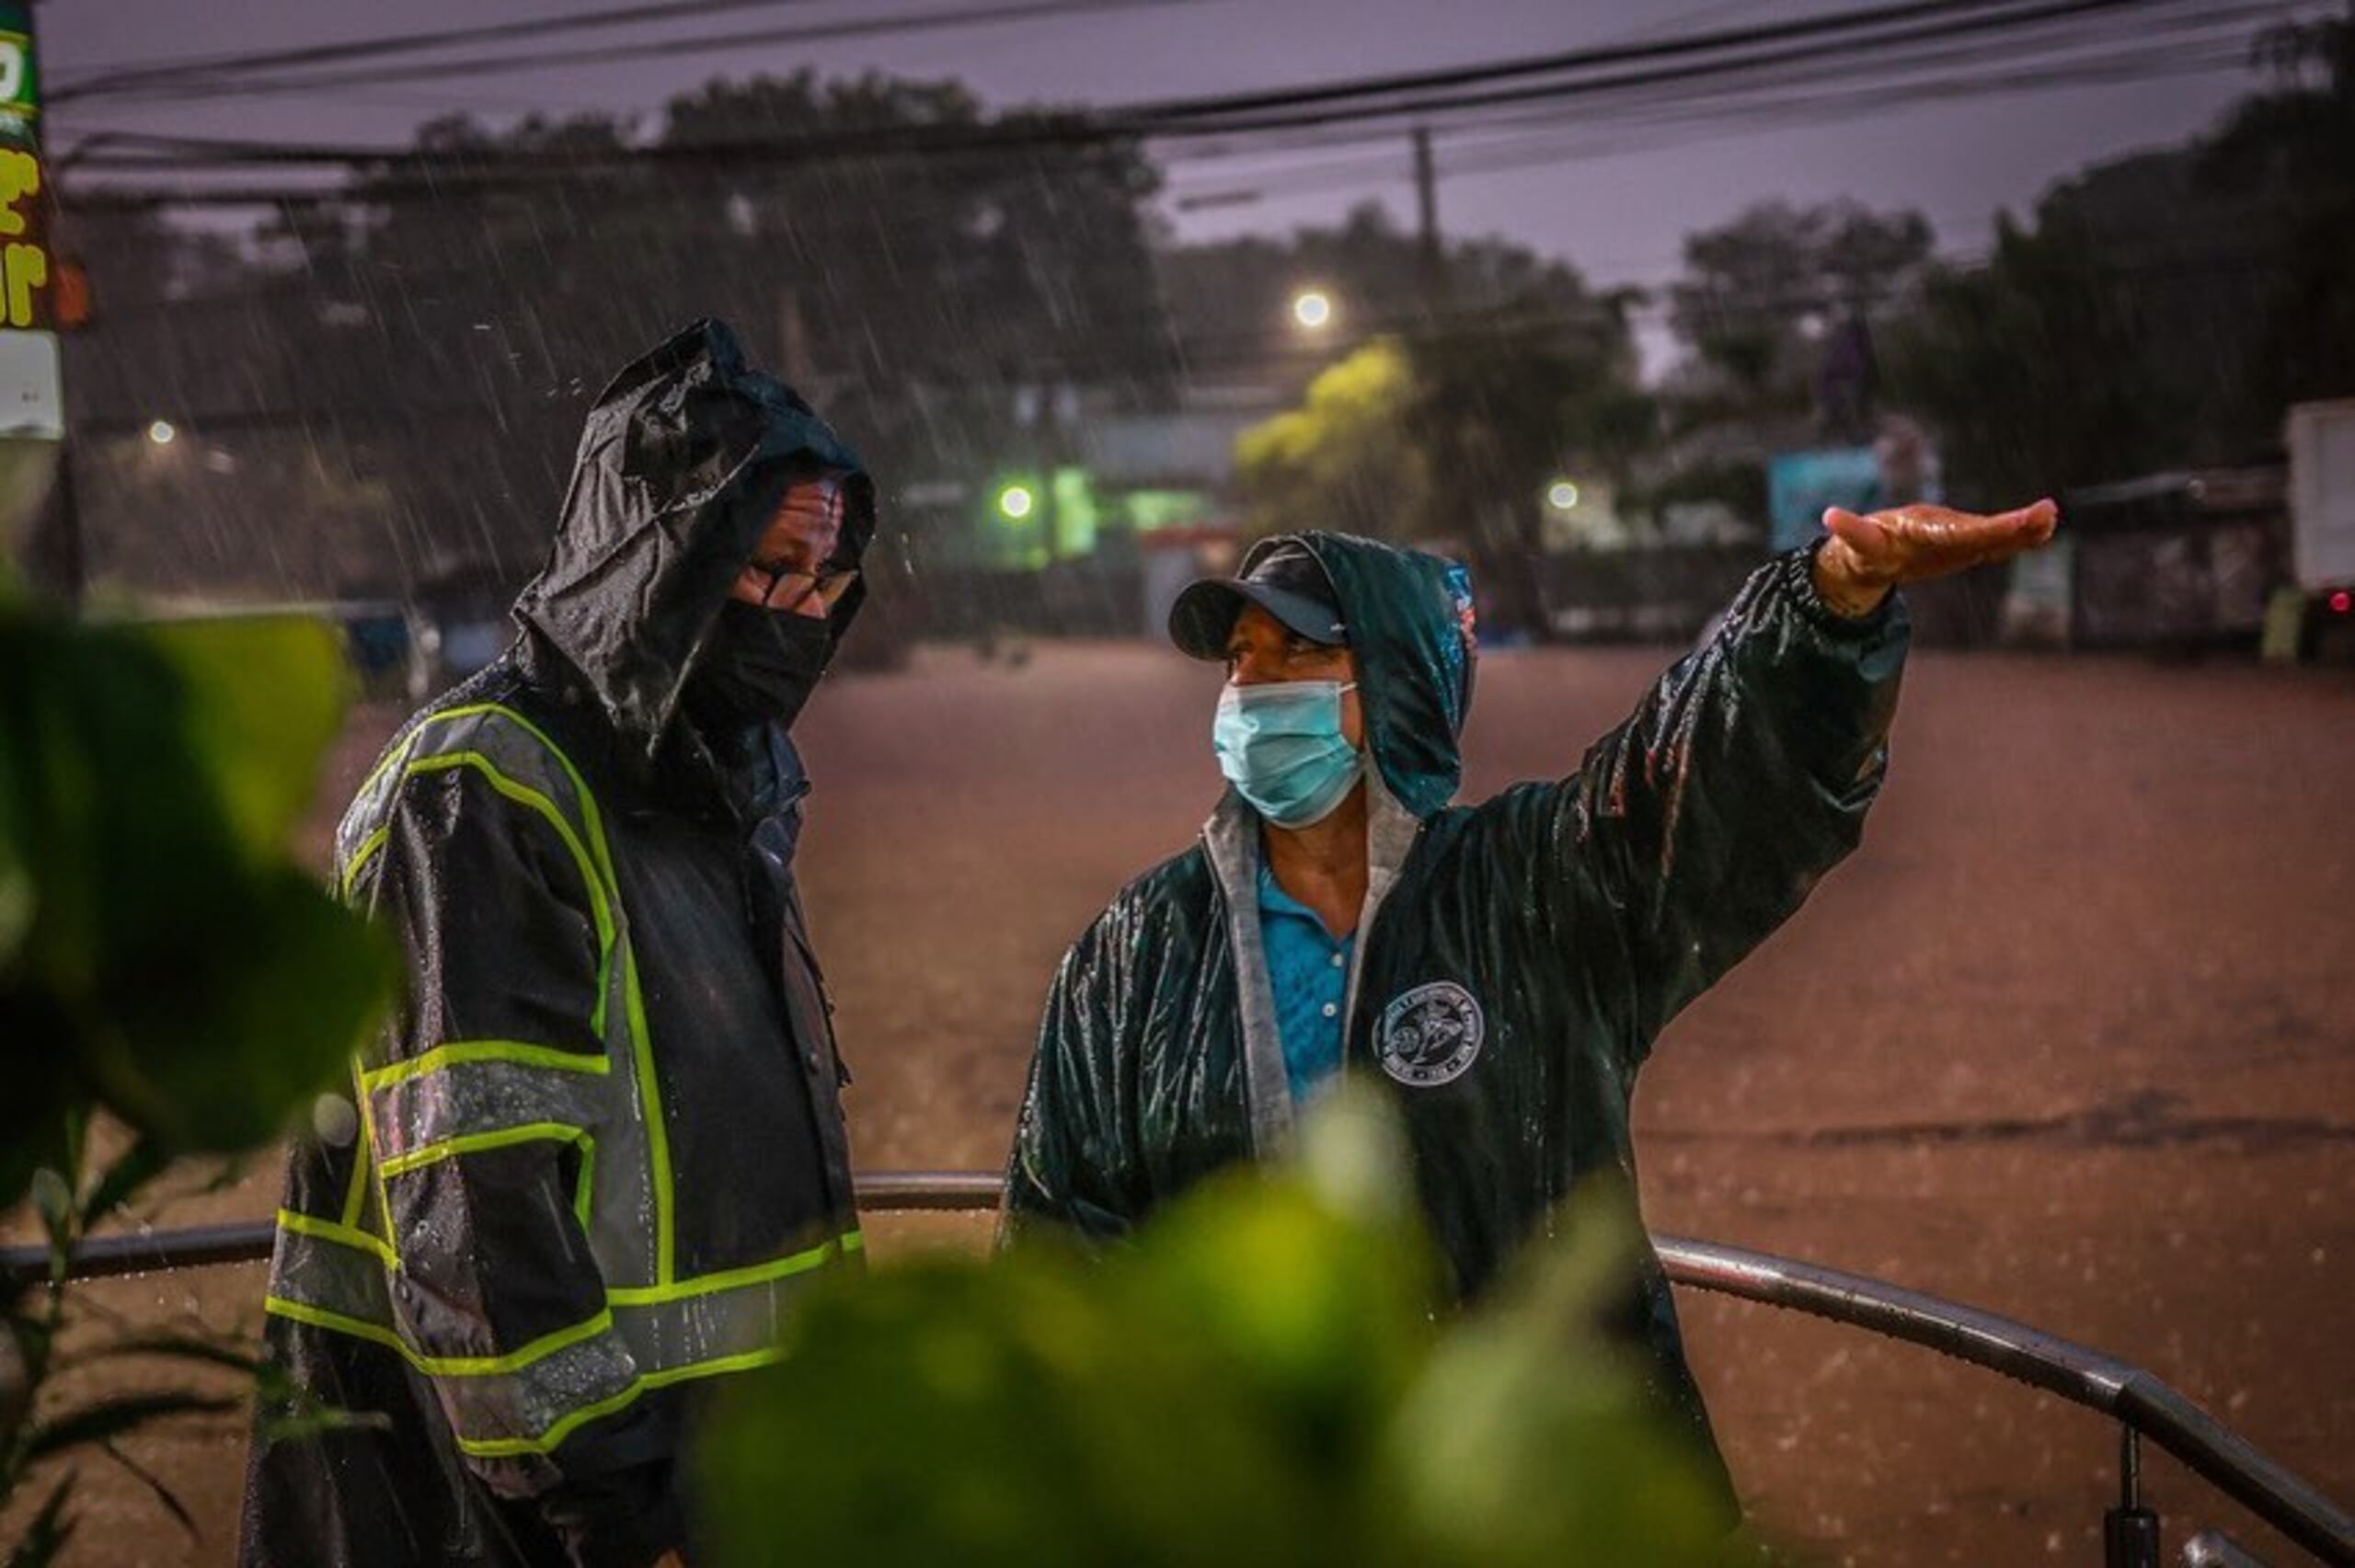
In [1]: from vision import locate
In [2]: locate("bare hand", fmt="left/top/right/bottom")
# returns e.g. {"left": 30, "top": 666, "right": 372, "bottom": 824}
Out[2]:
{"left": 1813, "top": 498, "right": 2060, "bottom": 617}
{"left": 653, "top": 1553, "right": 687, "bottom": 1568}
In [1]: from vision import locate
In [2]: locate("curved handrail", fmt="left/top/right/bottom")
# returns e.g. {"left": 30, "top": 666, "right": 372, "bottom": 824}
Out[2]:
{"left": 1650, "top": 1235, "right": 2355, "bottom": 1566}
{"left": 6, "top": 1173, "right": 2349, "bottom": 1562}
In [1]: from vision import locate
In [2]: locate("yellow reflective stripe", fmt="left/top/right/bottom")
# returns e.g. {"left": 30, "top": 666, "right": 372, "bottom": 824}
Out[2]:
{"left": 277, "top": 1214, "right": 856, "bottom": 1307}
{"left": 266, "top": 1296, "right": 409, "bottom": 1358}
{"left": 406, "top": 750, "right": 612, "bottom": 944}
{"left": 420, "top": 1307, "right": 615, "bottom": 1378}
{"left": 453, "top": 1345, "right": 787, "bottom": 1459}
{"left": 339, "top": 702, "right": 671, "bottom": 1290}
{"left": 449, "top": 704, "right": 672, "bottom": 1286}
{"left": 458, "top": 704, "right": 623, "bottom": 892}
{"left": 340, "top": 825, "right": 392, "bottom": 898}
{"left": 266, "top": 1292, "right": 618, "bottom": 1379}
{"left": 350, "top": 716, "right": 436, "bottom": 821}
{"left": 382, "top": 701, "right": 623, "bottom": 887}
{"left": 272, "top": 1224, "right": 860, "bottom": 1457}
{"left": 361, "top": 1039, "right": 610, "bottom": 1094}
{"left": 378, "top": 1121, "right": 588, "bottom": 1181}
{"left": 572, "top": 1133, "right": 596, "bottom": 1230}
{"left": 362, "top": 1057, "right": 398, "bottom": 1245}
{"left": 339, "top": 1058, "right": 373, "bottom": 1230}
{"left": 411, "top": 749, "right": 615, "bottom": 1038}
{"left": 347, "top": 727, "right": 619, "bottom": 1037}
{"left": 606, "top": 1230, "right": 859, "bottom": 1306}
{"left": 619, "top": 937, "right": 674, "bottom": 1286}
{"left": 276, "top": 1207, "right": 396, "bottom": 1270}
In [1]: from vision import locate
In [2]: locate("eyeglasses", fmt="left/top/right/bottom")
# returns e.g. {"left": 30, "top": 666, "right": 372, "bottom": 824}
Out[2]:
{"left": 744, "top": 563, "right": 861, "bottom": 614}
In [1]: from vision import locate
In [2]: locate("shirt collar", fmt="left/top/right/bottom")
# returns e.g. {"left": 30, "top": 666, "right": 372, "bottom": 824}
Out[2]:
{"left": 1257, "top": 857, "right": 1334, "bottom": 929}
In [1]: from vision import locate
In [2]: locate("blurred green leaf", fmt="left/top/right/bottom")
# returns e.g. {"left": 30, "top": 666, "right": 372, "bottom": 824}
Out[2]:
{"left": 27, "top": 1170, "right": 73, "bottom": 1281}
{"left": 0, "top": 597, "right": 393, "bottom": 1563}
{"left": 137, "top": 616, "right": 351, "bottom": 864}
{"left": 89, "top": 864, "right": 394, "bottom": 1152}
{"left": 250, "top": 1352, "right": 393, "bottom": 1448}
{"left": 702, "top": 1094, "right": 1742, "bottom": 1568}
{"left": 0, "top": 728, "right": 29, "bottom": 968}
{"left": 0, "top": 604, "right": 391, "bottom": 1192}
{"left": 1375, "top": 1190, "right": 1729, "bottom": 1566}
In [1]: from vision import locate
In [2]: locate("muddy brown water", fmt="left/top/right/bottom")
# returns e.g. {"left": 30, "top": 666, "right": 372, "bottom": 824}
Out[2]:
{"left": 11, "top": 640, "right": 2351, "bottom": 1565}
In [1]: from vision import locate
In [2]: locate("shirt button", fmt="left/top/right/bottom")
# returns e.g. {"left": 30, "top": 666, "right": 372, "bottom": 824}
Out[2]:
{"left": 1329, "top": 952, "right": 1345, "bottom": 967}
{"left": 1321, "top": 1002, "right": 1338, "bottom": 1018}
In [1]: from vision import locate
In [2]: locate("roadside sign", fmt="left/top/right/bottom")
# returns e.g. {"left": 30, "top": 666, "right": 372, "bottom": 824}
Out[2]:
{"left": 0, "top": 0, "right": 55, "bottom": 438}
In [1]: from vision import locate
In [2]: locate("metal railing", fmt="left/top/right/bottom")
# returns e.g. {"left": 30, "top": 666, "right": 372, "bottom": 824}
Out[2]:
{"left": 5, "top": 1172, "right": 2349, "bottom": 1565}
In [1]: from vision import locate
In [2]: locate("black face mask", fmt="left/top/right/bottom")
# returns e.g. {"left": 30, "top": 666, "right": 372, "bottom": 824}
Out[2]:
{"left": 684, "top": 601, "right": 834, "bottom": 732}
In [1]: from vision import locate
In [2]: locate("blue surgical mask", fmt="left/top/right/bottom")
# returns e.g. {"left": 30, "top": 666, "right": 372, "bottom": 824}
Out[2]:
{"left": 1212, "top": 680, "right": 1364, "bottom": 828}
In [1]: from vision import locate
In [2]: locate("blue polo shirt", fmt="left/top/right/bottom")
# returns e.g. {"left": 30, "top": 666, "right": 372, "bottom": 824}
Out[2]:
{"left": 1257, "top": 860, "right": 1354, "bottom": 1104}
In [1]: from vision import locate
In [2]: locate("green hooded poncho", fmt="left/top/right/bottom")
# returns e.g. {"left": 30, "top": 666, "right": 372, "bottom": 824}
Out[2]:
{"left": 1005, "top": 532, "right": 1911, "bottom": 1513}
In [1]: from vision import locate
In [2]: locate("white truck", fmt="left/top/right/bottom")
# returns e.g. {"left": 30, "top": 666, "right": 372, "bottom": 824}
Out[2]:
{"left": 2285, "top": 398, "right": 2355, "bottom": 660}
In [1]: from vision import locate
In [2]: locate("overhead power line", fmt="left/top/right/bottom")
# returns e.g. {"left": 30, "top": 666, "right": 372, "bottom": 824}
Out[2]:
{"left": 56, "top": 0, "right": 2281, "bottom": 210}
{"left": 51, "top": 0, "right": 1035, "bottom": 103}
{"left": 55, "top": 0, "right": 1204, "bottom": 108}
{"left": 69, "top": 0, "right": 2139, "bottom": 142}
{"left": 1162, "top": 11, "right": 2276, "bottom": 210}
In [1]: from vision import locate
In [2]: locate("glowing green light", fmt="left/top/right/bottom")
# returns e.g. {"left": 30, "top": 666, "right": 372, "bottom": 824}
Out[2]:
{"left": 997, "top": 483, "right": 1035, "bottom": 521}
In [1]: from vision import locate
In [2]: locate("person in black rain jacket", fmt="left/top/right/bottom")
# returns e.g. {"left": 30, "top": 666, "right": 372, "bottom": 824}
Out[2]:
{"left": 243, "top": 319, "right": 877, "bottom": 1568}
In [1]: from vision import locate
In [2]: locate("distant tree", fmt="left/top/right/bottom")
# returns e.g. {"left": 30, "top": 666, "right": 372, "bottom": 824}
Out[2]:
{"left": 1667, "top": 200, "right": 1933, "bottom": 435}
{"left": 1235, "top": 340, "right": 1433, "bottom": 541}
{"left": 1885, "top": 11, "right": 2354, "bottom": 500}
{"left": 2200, "top": 5, "right": 2355, "bottom": 411}
{"left": 1884, "top": 216, "right": 2177, "bottom": 506}
{"left": 144, "top": 73, "right": 1172, "bottom": 597}
{"left": 1235, "top": 289, "right": 1651, "bottom": 637}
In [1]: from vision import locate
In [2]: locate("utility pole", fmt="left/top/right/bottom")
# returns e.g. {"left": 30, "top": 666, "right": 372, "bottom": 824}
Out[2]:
{"left": 777, "top": 287, "right": 815, "bottom": 392}
{"left": 1412, "top": 125, "right": 1446, "bottom": 320}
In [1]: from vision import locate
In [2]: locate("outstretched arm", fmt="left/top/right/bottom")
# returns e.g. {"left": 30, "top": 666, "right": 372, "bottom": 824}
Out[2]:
{"left": 1557, "top": 500, "right": 2057, "bottom": 1056}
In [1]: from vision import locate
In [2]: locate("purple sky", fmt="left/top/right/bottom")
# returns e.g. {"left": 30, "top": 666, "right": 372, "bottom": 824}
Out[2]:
{"left": 37, "top": 0, "right": 2305, "bottom": 371}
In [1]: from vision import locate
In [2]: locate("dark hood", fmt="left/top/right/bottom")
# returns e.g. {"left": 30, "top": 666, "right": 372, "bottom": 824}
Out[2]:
{"left": 1246, "top": 532, "right": 1476, "bottom": 820}
{"left": 511, "top": 319, "right": 875, "bottom": 760}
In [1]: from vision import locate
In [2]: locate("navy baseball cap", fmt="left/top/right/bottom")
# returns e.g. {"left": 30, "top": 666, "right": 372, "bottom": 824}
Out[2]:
{"left": 1168, "top": 540, "right": 1347, "bottom": 660}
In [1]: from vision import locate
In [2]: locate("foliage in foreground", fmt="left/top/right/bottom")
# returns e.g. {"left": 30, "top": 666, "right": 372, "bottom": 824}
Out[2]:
{"left": 702, "top": 1093, "right": 1753, "bottom": 1568}
{"left": 0, "top": 578, "right": 393, "bottom": 1562}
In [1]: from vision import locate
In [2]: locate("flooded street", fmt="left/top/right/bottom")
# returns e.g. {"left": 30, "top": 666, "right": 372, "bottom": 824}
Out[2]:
{"left": 29, "top": 637, "right": 2355, "bottom": 1564}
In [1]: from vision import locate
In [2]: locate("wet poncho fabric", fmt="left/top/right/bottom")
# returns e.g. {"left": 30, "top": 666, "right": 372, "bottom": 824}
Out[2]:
{"left": 241, "top": 320, "right": 875, "bottom": 1568}
{"left": 1004, "top": 531, "right": 1910, "bottom": 1515}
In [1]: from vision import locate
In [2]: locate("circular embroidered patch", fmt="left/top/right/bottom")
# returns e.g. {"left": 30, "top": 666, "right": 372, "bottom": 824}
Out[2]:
{"left": 1376, "top": 980, "right": 1486, "bottom": 1087}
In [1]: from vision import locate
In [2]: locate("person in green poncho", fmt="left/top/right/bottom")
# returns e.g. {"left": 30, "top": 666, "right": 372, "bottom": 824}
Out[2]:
{"left": 1004, "top": 500, "right": 2058, "bottom": 1514}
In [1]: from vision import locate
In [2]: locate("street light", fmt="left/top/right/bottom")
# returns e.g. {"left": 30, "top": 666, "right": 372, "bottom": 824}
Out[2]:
{"left": 147, "top": 419, "right": 177, "bottom": 446}
{"left": 1291, "top": 289, "right": 1335, "bottom": 332}
{"left": 996, "top": 482, "right": 1035, "bottom": 521}
{"left": 1546, "top": 479, "right": 1580, "bottom": 511}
